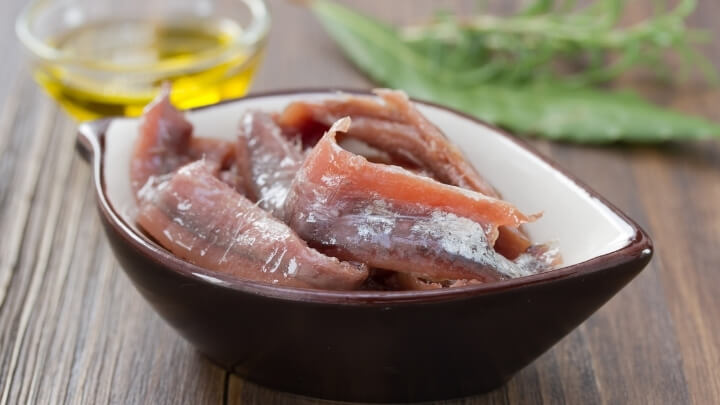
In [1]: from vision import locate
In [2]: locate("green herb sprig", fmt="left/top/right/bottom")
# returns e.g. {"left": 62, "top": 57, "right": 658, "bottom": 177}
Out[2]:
{"left": 309, "top": 0, "right": 720, "bottom": 143}
{"left": 403, "top": 0, "right": 717, "bottom": 87}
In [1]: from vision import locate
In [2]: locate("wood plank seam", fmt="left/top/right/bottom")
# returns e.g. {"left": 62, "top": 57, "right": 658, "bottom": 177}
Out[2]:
{"left": 222, "top": 371, "right": 230, "bottom": 405}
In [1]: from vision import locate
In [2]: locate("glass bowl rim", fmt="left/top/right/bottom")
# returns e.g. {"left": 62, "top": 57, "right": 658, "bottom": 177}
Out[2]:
{"left": 15, "top": 0, "right": 271, "bottom": 75}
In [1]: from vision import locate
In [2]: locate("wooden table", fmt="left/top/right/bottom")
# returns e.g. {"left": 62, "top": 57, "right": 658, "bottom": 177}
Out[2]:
{"left": 1, "top": 1, "right": 719, "bottom": 403}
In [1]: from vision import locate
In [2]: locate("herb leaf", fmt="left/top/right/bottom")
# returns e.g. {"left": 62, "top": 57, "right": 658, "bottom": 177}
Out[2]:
{"left": 310, "top": 0, "right": 720, "bottom": 142}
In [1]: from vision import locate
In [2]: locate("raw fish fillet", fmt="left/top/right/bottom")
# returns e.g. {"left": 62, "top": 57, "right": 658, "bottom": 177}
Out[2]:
{"left": 136, "top": 160, "right": 368, "bottom": 290}
{"left": 131, "top": 88, "right": 193, "bottom": 195}
{"left": 384, "top": 243, "right": 561, "bottom": 290}
{"left": 284, "top": 118, "right": 538, "bottom": 282}
{"left": 277, "top": 89, "right": 533, "bottom": 258}
{"left": 513, "top": 244, "right": 562, "bottom": 274}
{"left": 278, "top": 89, "right": 497, "bottom": 195}
{"left": 384, "top": 273, "right": 465, "bottom": 290}
{"left": 131, "top": 88, "right": 239, "bottom": 195}
{"left": 493, "top": 226, "right": 533, "bottom": 260}
{"left": 236, "top": 111, "right": 305, "bottom": 217}
{"left": 189, "top": 138, "right": 236, "bottom": 169}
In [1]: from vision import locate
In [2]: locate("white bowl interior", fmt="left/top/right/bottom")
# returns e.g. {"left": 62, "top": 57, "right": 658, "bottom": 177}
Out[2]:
{"left": 104, "top": 92, "right": 635, "bottom": 267}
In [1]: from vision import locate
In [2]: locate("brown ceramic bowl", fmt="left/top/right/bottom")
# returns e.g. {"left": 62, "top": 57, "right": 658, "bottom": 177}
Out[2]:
{"left": 76, "top": 89, "right": 652, "bottom": 403}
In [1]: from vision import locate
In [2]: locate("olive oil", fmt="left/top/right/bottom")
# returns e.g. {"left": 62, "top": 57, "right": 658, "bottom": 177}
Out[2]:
{"left": 35, "top": 17, "right": 264, "bottom": 121}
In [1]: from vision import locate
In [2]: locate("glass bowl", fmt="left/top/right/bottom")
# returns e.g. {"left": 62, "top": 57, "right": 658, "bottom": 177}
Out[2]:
{"left": 16, "top": 0, "right": 270, "bottom": 120}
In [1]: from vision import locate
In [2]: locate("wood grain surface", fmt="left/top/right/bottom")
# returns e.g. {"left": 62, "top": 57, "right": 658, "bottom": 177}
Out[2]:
{"left": 1, "top": 1, "right": 719, "bottom": 404}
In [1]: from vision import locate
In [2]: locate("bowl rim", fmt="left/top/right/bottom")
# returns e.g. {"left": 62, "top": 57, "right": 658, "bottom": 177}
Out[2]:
{"left": 77, "top": 88, "right": 653, "bottom": 305}
{"left": 15, "top": 0, "right": 270, "bottom": 74}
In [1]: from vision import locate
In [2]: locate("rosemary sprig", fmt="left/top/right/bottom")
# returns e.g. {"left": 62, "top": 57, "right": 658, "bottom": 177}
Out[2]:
{"left": 309, "top": 0, "right": 720, "bottom": 142}
{"left": 401, "top": 0, "right": 717, "bottom": 87}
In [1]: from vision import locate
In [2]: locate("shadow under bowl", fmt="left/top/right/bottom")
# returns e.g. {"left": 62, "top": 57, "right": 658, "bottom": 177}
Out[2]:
{"left": 76, "top": 89, "right": 652, "bottom": 403}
